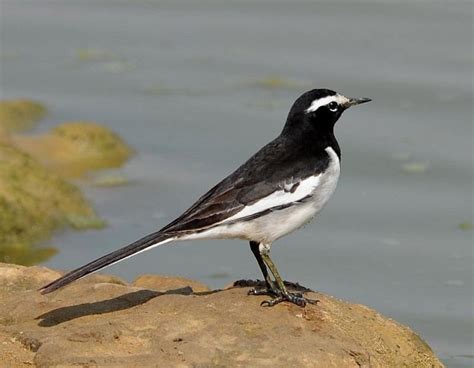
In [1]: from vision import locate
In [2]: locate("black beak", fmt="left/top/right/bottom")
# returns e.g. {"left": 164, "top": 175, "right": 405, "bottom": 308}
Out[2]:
{"left": 345, "top": 97, "right": 372, "bottom": 108}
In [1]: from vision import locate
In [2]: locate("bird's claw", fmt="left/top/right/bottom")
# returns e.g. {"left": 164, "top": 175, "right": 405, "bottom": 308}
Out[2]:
{"left": 247, "top": 287, "right": 279, "bottom": 297}
{"left": 260, "top": 292, "right": 319, "bottom": 307}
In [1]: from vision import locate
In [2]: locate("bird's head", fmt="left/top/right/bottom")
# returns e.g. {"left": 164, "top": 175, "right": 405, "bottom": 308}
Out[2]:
{"left": 283, "top": 89, "right": 371, "bottom": 135}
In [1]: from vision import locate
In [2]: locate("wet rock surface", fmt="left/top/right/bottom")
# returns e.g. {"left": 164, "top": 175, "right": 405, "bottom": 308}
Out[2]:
{"left": 0, "top": 263, "right": 444, "bottom": 367}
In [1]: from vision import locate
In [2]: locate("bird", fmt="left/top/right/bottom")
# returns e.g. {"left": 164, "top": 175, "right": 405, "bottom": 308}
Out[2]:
{"left": 40, "top": 89, "right": 371, "bottom": 307}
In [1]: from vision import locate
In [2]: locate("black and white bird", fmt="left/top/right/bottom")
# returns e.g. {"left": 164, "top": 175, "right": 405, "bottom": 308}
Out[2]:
{"left": 40, "top": 89, "right": 371, "bottom": 307}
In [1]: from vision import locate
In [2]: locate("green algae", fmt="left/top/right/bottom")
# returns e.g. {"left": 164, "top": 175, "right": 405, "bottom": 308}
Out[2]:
{"left": 75, "top": 48, "right": 116, "bottom": 62}
{"left": 0, "top": 142, "right": 101, "bottom": 265}
{"left": 140, "top": 84, "right": 205, "bottom": 97}
{"left": 0, "top": 99, "right": 133, "bottom": 266}
{"left": 141, "top": 84, "right": 176, "bottom": 96}
{"left": 249, "top": 76, "right": 306, "bottom": 91}
{"left": 0, "top": 99, "right": 47, "bottom": 132}
{"left": 458, "top": 222, "right": 473, "bottom": 231}
{"left": 400, "top": 161, "right": 430, "bottom": 174}
{"left": 0, "top": 244, "right": 58, "bottom": 267}
{"left": 66, "top": 214, "right": 107, "bottom": 230}
{"left": 51, "top": 122, "right": 133, "bottom": 170}
{"left": 13, "top": 121, "right": 134, "bottom": 178}
{"left": 91, "top": 173, "right": 131, "bottom": 187}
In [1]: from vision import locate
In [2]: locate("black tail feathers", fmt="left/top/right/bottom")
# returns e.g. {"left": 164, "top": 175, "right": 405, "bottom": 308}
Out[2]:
{"left": 39, "top": 231, "right": 173, "bottom": 294}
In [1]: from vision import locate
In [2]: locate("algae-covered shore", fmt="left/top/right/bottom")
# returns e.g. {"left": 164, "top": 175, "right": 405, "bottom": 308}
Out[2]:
{"left": 0, "top": 99, "right": 132, "bottom": 265}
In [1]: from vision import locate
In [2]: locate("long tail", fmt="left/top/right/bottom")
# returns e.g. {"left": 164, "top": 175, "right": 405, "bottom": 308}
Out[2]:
{"left": 39, "top": 231, "right": 175, "bottom": 294}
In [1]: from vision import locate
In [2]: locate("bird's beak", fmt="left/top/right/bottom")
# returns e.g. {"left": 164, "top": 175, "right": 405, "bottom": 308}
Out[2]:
{"left": 344, "top": 97, "right": 372, "bottom": 108}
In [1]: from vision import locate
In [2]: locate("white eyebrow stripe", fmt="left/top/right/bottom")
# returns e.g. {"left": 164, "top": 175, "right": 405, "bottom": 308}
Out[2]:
{"left": 305, "top": 94, "right": 350, "bottom": 113}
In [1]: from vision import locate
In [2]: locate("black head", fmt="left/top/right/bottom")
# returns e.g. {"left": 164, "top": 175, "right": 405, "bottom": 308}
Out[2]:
{"left": 283, "top": 89, "right": 371, "bottom": 136}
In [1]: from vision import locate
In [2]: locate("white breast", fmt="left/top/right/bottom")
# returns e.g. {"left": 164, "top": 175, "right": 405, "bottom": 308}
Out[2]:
{"left": 182, "top": 146, "right": 340, "bottom": 244}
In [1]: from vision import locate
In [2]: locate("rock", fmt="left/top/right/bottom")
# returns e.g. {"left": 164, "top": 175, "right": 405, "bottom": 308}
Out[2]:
{"left": 133, "top": 274, "right": 210, "bottom": 293}
{"left": 0, "top": 263, "right": 444, "bottom": 367}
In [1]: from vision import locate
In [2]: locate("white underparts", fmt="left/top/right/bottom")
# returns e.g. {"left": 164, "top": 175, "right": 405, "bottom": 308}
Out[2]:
{"left": 306, "top": 94, "right": 350, "bottom": 113}
{"left": 181, "top": 146, "right": 341, "bottom": 245}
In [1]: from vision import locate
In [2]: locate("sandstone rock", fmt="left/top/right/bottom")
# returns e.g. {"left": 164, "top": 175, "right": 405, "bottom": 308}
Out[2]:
{"left": 0, "top": 263, "right": 444, "bottom": 368}
{"left": 133, "top": 274, "right": 210, "bottom": 293}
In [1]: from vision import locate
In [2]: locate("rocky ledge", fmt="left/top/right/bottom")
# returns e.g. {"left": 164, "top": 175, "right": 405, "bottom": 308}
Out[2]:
{"left": 0, "top": 263, "right": 444, "bottom": 367}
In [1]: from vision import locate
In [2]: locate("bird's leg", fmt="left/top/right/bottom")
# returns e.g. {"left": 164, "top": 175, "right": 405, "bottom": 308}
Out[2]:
{"left": 259, "top": 246, "right": 317, "bottom": 308}
{"left": 247, "top": 241, "right": 279, "bottom": 296}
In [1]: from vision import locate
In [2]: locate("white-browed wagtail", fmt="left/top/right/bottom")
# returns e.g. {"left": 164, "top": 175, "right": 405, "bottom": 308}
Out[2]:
{"left": 41, "top": 89, "right": 371, "bottom": 307}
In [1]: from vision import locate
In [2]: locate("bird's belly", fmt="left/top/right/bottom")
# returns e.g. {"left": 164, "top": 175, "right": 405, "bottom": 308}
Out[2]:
{"left": 183, "top": 146, "right": 341, "bottom": 244}
{"left": 190, "top": 187, "right": 337, "bottom": 244}
{"left": 246, "top": 201, "right": 320, "bottom": 243}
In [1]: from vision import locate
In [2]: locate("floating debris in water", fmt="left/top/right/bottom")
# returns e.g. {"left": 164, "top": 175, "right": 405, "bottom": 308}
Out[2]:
{"left": 458, "top": 222, "right": 473, "bottom": 231}
{"left": 140, "top": 84, "right": 207, "bottom": 96}
{"left": 141, "top": 84, "right": 176, "bottom": 96}
{"left": 249, "top": 75, "right": 306, "bottom": 90}
{"left": 76, "top": 48, "right": 116, "bottom": 62}
{"left": 400, "top": 161, "right": 430, "bottom": 174}
{"left": 391, "top": 152, "right": 413, "bottom": 161}
{"left": 74, "top": 48, "right": 135, "bottom": 73}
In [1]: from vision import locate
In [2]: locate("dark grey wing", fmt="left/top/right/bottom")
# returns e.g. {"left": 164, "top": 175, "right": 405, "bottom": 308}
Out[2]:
{"left": 160, "top": 136, "right": 330, "bottom": 234}
{"left": 159, "top": 138, "right": 285, "bottom": 233}
{"left": 159, "top": 181, "right": 278, "bottom": 233}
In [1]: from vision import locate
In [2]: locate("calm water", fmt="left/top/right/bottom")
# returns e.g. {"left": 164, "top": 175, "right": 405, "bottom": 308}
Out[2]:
{"left": 1, "top": 1, "right": 472, "bottom": 366}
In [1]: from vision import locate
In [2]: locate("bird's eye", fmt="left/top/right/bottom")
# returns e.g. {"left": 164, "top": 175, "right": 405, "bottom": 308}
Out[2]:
{"left": 328, "top": 102, "right": 338, "bottom": 111}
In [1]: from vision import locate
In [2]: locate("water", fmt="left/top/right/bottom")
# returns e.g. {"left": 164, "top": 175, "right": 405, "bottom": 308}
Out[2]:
{"left": 1, "top": 1, "right": 472, "bottom": 366}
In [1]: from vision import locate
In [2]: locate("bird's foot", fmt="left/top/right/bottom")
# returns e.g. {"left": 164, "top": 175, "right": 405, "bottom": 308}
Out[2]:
{"left": 260, "top": 292, "right": 319, "bottom": 308}
{"left": 247, "top": 286, "right": 280, "bottom": 297}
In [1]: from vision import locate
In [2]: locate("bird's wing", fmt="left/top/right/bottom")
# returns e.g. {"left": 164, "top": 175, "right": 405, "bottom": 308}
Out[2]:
{"left": 160, "top": 137, "right": 330, "bottom": 233}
